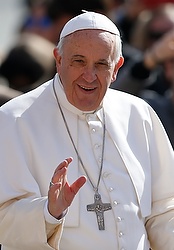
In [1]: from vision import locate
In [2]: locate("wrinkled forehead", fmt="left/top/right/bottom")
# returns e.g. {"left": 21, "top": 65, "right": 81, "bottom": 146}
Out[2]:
{"left": 63, "top": 29, "right": 117, "bottom": 52}
{"left": 62, "top": 30, "right": 117, "bottom": 62}
{"left": 59, "top": 11, "right": 120, "bottom": 40}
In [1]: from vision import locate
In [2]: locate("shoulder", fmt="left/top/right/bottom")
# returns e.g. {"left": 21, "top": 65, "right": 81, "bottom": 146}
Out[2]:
{"left": 106, "top": 88, "right": 148, "bottom": 109}
{"left": 104, "top": 88, "right": 156, "bottom": 123}
{"left": 0, "top": 79, "right": 53, "bottom": 118}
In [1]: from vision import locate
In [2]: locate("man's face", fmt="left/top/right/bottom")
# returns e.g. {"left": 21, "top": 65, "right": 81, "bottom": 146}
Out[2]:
{"left": 54, "top": 29, "right": 123, "bottom": 111}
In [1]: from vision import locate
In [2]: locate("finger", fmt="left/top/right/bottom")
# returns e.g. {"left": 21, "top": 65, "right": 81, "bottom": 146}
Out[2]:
{"left": 53, "top": 157, "right": 73, "bottom": 175}
{"left": 70, "top": 176, "right": 87, "bottom": 195}
{"left": 51, "top": 157, "right": 73, "bottom": 184}
{"left": 51, "top": 167, "right": 66, "bottom": 185}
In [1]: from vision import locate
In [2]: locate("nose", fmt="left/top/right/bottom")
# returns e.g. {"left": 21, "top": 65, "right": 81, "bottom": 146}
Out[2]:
{"left": 82, "top": 66, "right": 97, "bottom": 83}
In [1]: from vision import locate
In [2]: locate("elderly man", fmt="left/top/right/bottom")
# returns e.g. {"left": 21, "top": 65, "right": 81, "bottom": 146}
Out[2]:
{"left": 0, "top": 11, "right": 174, "bottom": 250}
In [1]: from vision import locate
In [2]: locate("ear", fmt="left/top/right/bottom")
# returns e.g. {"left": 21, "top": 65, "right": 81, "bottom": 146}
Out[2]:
{"left": 111, "top": 56, "right": 124, "bottom": 82}
{"left": 53, "top": 47, "right": 62, "bottom": 73}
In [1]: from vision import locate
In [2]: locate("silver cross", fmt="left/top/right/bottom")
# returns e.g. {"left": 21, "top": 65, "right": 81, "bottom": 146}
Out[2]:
{"left": 87, "top": 192, "right": 112, "bottom": 230}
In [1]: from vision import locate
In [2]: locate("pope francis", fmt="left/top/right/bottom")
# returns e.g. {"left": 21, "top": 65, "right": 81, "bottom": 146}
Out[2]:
{"left": 0, "top": 11, "right": 174, "bottom": 250}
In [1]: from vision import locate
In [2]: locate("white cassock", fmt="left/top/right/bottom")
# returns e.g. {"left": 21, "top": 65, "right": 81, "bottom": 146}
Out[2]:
{"left": 0, "top": 74, "right": 174, "bottom": 250}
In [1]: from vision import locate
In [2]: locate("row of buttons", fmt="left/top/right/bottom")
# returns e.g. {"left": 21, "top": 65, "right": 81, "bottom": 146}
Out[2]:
{"left": 87, "top": 114, "right": 126, "bottom": 250}
{"left": 103, "top": 166, "right": 126, "bottom": 249}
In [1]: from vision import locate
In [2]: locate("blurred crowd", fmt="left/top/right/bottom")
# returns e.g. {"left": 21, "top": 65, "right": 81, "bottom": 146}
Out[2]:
{"left": 0, "top": 0, "right": 174, "bottom": 148}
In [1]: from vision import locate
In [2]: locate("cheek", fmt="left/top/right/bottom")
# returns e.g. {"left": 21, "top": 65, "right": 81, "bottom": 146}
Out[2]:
{"left": 97, "top": 75, "right": 112, "bottom": 95}
{"left": 104, "top": 71, "right": 115, "bottom": 84}
{"left": 59, "top": 66, "right": 80, "bottom": 93}
{"left": 60, "top": 63, "right": 80, "bottom": 79}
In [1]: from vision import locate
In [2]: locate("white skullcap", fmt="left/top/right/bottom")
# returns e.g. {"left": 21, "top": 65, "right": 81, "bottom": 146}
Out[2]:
{"left": 60, "top": 11, "right": 120, "bottom": 39}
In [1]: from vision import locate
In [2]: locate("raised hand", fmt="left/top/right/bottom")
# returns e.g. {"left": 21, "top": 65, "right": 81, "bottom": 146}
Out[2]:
{"left": 48, "top": 157, "right": 87, "bottom": 219}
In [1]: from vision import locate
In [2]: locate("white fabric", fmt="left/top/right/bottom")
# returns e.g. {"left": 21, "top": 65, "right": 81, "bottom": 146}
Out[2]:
{"left": 60, "top": 11, "right": 120, "bottom": 39}
{"left": 0, "top": 74, "right": 174, "bottom": 249}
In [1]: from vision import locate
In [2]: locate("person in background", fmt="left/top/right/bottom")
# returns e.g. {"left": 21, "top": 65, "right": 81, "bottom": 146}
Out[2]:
{"left": 140, "top": 29, "right": 174, "bottom": 148}
{"left": 111, "top": 3, "right": 174, "bottom": 149}
{"left": 114, "top": 0, "right": 147, "bottom": 44}
{"left": 21, "top": 0, "right": 107, "bottom": 45}
{"left": 0, "top": 33, "right": 55, "bottom": 93}
{"left": 0, "top": 11, "right": 174, "bottom": 250}
{"left": 111, "top": 3, "right": 174, "bottom": 96}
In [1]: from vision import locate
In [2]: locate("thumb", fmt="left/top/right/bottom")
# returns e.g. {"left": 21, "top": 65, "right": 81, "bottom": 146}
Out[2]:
{"left": 70, "top": 176, "right": 87, "bottom": 195}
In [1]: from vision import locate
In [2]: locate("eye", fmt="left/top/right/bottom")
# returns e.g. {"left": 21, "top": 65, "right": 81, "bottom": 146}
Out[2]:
{"left": 75, "top": 59, "right": 85, "bottom": 64}
{"left": 71, "top": 59, "right": 86, "bottom": 67}
{"left": 98, "top": 62, "right": 106, "bottom": 65}
{"left": 96, "top": 62, "right": 111, "bottom": 70}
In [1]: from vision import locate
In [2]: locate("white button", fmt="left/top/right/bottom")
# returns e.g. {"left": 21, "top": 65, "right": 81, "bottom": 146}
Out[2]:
{"left": 94, "top": 144, "right": 100, "bottom": 149}
{"left": 108, "top": 187, "right": 114, "bottom": 192}
{"left": 86, "top": 114, "right": 97, "bottom": 121}
{"left": 91, "top": 128, "right": 96, "bottom": 133}
{"left": 113, "top": 200, "right": 119, "bottom": 206}
{"left": 98, "top": 157, "right": 102, "bottom": 163}
{"left": 103, "top": 172, "right": 110, "bottom": 178}
{"left": 117, "top": 216, "right": 122, "bottom": 222}
{"left": 119, "top": 231, "right": 124, "bottom": 237}
{"left": 86, "top": 115, "right": 90, "bottom": 121}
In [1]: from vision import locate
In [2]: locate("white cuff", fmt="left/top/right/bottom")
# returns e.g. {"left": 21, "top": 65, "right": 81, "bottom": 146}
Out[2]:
{"left": 44, "top": 199, "right": 67, "bottom": 225}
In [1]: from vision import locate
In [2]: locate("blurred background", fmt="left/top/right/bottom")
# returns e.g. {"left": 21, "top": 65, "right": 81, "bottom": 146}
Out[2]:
{"left": 0, "top": 0, "right": 27, "bottom": 58}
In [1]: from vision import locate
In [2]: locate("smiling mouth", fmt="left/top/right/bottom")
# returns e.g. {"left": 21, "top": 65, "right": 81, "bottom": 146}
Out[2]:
{"left": 79, "top": 84, "right": 96, "bottom": 91}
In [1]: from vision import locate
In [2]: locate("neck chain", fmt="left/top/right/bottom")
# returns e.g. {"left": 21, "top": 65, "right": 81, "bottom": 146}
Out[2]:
{"left": 53, "top": 77, "right": 112, "bottom": 230}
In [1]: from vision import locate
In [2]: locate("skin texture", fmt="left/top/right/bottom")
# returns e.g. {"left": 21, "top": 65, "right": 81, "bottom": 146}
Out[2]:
{"left": 48, "top": 30, "right": 124, "bottom": 219}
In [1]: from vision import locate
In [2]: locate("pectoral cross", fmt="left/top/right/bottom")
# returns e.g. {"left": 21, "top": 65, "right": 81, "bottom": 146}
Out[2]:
{"left": 87, "top": 192, "right": 112, "bottom": 230}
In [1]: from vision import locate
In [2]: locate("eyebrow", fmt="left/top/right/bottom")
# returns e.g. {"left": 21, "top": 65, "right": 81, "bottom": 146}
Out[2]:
{"left": 71, "top": 55, "right": 109, "bottom": 63}
{"left": 72, "top": 55, "right": 85, "bottom": 58}
{"left": 97, "top": 59, "right": 109, "bottom": 63}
